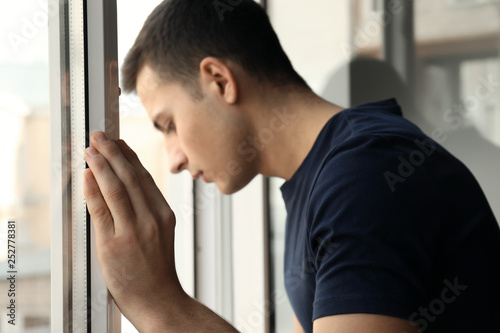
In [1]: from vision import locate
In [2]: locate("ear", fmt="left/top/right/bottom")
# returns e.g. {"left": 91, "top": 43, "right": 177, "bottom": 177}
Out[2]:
{"left": 199, "top": 57, "right": 238, "bottom": 104}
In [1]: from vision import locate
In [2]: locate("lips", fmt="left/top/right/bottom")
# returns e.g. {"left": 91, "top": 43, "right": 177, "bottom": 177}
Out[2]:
{"left": 192, "top": 171, "right": 210, "bottom": 183}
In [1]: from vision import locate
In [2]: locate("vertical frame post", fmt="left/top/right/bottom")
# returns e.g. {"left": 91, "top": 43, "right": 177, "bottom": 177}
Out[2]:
{"left": 194, "top": 182, "right": 234, "bottom": 321}
{"left": 86, "top": 0, "right": 121, "bottom": 331}
{"left": 49, "top": 0, "right": 71, "bottom": 331}
{"left": 231, "top": 176, "right": 270, "bottom": 333}
{"left": 383, "top": 0, "right": 415, "bottom": 112}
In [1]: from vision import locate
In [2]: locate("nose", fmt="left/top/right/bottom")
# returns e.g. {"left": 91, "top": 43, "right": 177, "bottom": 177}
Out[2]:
{"left": 164, "top": 136, "right": 188, "bottom": 174}
{"left": 169, "top": 149, "right": 188, "bottom": 174}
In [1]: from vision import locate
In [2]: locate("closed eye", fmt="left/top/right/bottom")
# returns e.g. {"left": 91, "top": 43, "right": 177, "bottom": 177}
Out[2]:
{"left": 153, "top": 120, "right": 175, "bottom": 134}
{"left": 165, "top": 121, "right": 175, "bottom": 134}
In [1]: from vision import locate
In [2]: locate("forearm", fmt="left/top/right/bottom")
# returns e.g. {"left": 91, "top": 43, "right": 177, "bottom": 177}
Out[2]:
{"left": 136, "top": 290, "right": 238, "bottom": 333}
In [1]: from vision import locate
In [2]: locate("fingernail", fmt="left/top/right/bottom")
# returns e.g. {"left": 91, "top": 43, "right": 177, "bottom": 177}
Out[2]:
{"left": 86, "top": 147, "right": 99, "bottom": 157}
{"left": 94, "top": 132, "right": 108, "bottom": 143}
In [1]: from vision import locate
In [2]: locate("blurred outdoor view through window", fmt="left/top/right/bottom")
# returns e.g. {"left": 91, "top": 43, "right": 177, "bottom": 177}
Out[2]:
{"left": 0, "top": 0, "right": 51, "bottom": 332}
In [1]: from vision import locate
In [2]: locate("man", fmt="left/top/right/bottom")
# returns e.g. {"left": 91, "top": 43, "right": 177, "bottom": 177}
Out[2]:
{"left": 82, "top": 0, "right": 500, "bottom": 332}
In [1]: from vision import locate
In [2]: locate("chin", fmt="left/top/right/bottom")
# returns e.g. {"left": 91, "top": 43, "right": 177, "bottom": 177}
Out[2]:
{"left": 215, "top": 173, "right": 256, "bottom": 195}
{"left": 216, "top": 182, "right": 241, "bottom": 195}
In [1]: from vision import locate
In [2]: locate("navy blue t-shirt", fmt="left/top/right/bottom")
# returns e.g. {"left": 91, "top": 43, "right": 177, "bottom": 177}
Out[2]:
{"left": 281, "top": 99, "right": 500, "bottom": 332}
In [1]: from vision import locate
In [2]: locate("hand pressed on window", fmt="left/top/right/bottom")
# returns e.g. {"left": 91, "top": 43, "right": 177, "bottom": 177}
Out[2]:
{"left": 83, "top": 131, "right": 237, "bottom": 332}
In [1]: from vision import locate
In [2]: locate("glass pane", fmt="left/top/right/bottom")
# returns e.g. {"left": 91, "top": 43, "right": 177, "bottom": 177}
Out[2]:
{"left": 117, "top": 0, "right": 169, "bottom": 200}
{"left": 414, "top": 0, "right": 500, "bottom": 220}
{"left": 117, "top": 1, "right": 194, "bottom": 332}
{"left": 0, "top": 0, "right": 50, "bottom": 332}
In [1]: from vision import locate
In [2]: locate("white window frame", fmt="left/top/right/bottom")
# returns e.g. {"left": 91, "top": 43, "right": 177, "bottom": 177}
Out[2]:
{"left": 194, "top": 181, "right": 234, "bottom": 320}
{"left": 231, "top": 176, "right": 270, "bottom": 332}
{"left": 50, "top": 0, "right": 121, "bottom": 331}
{"left": 193, "top": 177, "right": 270, "bottom": 333}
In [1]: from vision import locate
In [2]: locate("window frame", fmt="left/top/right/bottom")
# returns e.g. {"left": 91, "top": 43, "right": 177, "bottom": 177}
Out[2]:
{"left": 49, "top": 0, "right": 121, "bottom": 331}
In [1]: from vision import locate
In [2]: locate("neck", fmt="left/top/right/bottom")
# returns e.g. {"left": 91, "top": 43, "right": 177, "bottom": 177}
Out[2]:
{"left": 249, "top": 88, "right": 344, "bottom": 181}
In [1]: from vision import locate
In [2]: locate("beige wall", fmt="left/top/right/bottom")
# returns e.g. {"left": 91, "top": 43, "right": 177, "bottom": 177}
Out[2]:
{"left": 269, "top": 0, "right": 351, "bottom": 101}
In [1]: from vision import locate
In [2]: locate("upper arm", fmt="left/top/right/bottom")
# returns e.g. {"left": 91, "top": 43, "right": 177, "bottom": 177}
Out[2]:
{"left": 305, "top": 138, "right": 439, "bottom": 328}
{"left": 313, "top": 314, "right": 419, "bottom": 333}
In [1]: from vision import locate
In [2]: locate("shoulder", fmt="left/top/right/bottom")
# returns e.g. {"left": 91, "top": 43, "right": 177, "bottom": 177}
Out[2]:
{"left": 306, "top": 133, "right": 421, "bottom": 212}
{"left": 304, "top": 132, "right": 443, "bottom": 252}
{"left": 307, "top": 129, "right": 446, "bottom": 202}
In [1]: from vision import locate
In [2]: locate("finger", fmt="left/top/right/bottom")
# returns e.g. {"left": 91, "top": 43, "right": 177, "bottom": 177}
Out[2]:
{"left": 84, "top": 145, "right": 136, "bottom": 234}
{"left": 116, "top": 139, "right": 175, "bottom": 223}
{"left": 90, "top": 132, "right": 152, "bottom": 218}
{"left": 83, "top": 168, "right": 115, "bottom": 242}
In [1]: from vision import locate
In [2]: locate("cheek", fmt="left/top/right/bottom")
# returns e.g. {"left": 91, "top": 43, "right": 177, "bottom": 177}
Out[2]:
{"left": 181, "top": 114, "right": 248, "bottom": 167}
{"left": 176, "top": 118, "right": 207, "bottom": 149}
{"left": 178, "top": 127, "right": 223, "bottom": 166}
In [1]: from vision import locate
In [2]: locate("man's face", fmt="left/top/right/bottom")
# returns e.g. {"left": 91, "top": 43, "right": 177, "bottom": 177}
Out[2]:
{"left": 136, "top": 65, "right": 258, "bottom": 194}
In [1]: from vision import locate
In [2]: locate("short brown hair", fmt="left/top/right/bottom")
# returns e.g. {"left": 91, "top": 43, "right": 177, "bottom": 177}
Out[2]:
{"left": 121, "top": 0, "right": 308, "bottom": 96}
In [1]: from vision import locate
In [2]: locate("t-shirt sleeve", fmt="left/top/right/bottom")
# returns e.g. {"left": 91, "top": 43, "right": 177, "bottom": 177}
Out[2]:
{"left": 306, "top": 135, "right": 441, "bottom": 322}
